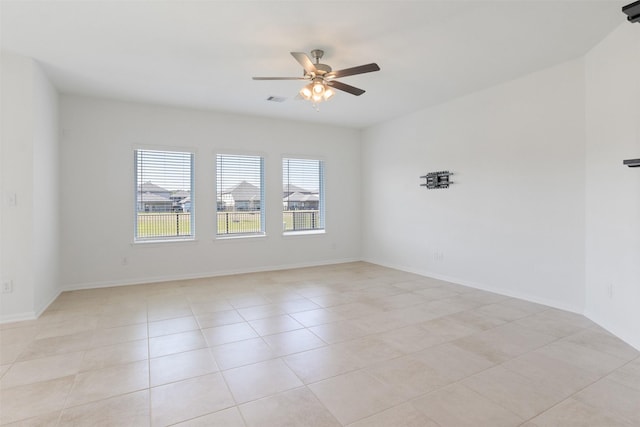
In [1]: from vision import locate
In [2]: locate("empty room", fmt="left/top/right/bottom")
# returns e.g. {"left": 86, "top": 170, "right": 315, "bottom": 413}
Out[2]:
{"left": 1, "top": 1, "right": 639, "bottom": 426}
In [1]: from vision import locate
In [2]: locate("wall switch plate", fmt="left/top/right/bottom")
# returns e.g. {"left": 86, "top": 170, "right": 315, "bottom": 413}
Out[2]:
{"left": 2, "top": 280, "right": 13, "bottom": 294}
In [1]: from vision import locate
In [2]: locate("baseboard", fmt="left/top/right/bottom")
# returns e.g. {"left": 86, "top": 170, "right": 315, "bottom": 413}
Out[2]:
{"left": 62, "top": 257, "right": 362, "bottom": 291}
{"left": 583, "top": 309, "right": 640, "bottom": 351}
{"left": 0, "top": 289, "right": 63, "bottom": 325}
{"left": 0, "top": 311, "right": 37, "bottom": 324}
{"left": 372, "top": 258, "right": 639, "bottom": 351}
{"left": 363, "top": 257, "right": 585, "bottom": 314}
{"left": 35, "top": 290, "right": 63, "bottom": 317}
{"left": 3, "top": 260, "right": 361, "bottom": 323}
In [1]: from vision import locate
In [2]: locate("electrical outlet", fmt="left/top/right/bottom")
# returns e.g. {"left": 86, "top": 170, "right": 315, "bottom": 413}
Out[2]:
{"left": 606, "top": 284, "right": 614, "bottom": 298}
{"left": 122, "top": 257, "right": 128, "bottom": 266}
{"left": 5, "top": 192, "right": 17, "bottom": 207}
{"left": 2, "top": 280, "right": 13, "bottom": 294}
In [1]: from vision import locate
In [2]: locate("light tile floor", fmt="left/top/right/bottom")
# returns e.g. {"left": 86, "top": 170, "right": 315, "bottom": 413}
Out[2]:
{"left": 0, "top": 262, "right": 638, "bottom": 426}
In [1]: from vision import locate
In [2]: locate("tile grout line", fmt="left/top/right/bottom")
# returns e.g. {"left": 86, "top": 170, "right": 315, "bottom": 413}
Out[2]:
{"left": 146, "top": 300, "right": 152, "bottom": 427}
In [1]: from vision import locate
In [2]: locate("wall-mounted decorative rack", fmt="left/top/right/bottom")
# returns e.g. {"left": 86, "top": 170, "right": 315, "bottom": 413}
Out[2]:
{"left": 622, "top": 0, "right": 640, "bottom": 24}
{"left": 420, "top": 171, "right": 452, "bottom": 189}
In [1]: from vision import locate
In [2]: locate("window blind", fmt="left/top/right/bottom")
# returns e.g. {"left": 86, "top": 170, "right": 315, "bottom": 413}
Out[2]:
{"left": 134, "top": 149, "right": 194, "bottom": 240}
{"left": 216, "top": 154, "right": 265, "bottom": 235}
{"left": 283, "top": 158, "right": 325, "bottom": 232}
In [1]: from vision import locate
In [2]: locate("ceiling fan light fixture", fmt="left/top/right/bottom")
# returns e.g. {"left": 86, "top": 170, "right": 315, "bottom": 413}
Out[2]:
{"left": 323, "top": 87, "right": 335, "bottom": 101}
{"left": 312, "top": 78, "right": 325, "bottom": 95}
{"left": 302, "top": 78, "right": 334, "bottom": 104}
{"left": 299, "top": 84, "right": 313, "bottom": 100}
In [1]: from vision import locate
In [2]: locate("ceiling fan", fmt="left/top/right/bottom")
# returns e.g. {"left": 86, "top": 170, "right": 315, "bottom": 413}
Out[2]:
{"left": 252, "top": 49, "right": 380, "bottom": 104}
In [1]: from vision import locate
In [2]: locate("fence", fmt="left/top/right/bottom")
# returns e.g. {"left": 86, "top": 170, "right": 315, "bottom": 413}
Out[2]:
{"left": 136, "top": 210, "right": 321, "bottom": 238}
{"left": 136, "top": 212, "right": 191, "bottom": 238}
{"left": 217, "top": 211, "right": 261, "bottom": 235}
{"left": 282, "top": 210, "right": 320, "bottom": 232}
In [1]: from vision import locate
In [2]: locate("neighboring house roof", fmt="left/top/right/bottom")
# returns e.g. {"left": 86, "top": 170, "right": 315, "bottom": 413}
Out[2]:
{"left": 284, "top": 192, "right": 319, "bottom": 202}
{"left": 138, "top": 192, "right": 171, "bottom": 202}
{"left": 139, "top": 181, "right": 169, "bottom": 193}
{"left": 222, "top": 180, "right": 260, "bottom": 201}
{"left": 283, "top": 184, "right": 311, "bottom": 194}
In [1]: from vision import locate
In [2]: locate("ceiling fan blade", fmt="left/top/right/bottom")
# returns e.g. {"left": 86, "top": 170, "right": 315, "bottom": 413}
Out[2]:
{"left": 252, "top": 77, "right": 307, "bottom": 80}
{"left": 326, "top": 63, "right": 380, "bottom": 79}
{"left": 327, "top": 80, "right": 366, "bottom": 96}
{"left": 291, "top": 52, "right": 318, "bottom": 74}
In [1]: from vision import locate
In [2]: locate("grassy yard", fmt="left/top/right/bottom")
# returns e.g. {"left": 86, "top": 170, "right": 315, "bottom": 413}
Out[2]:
{"left": 283, "top": 210, "right": 319, "bottom": 231}
{"left": 137, "top": 212, "right": 191, "bottom": 238}
{"left": 217, "top": 212, "right": 261, "bottom": 234}
{"left": 136, "top": 210, "right": 320, "bottom": 237}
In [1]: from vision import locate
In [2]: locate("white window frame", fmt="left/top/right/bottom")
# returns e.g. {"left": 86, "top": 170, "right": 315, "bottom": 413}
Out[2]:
{"left": 282, "top": 157, "right": 325, "bottom": 235}
{"left": 216, "top": 153, "right": 265, "bottom": 238}
{"left": 134, "top": 148, "right": 195, "bottom": 242}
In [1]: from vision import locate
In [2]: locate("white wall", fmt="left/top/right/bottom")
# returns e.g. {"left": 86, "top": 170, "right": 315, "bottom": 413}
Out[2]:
{"left": 32, "top": 60, "right": 60, "bottom": 314}
{"left": 362, "top": 59, "right": 587, "bottom": 312}
{"left": 585, "top": 23, "right": 640, "bottom": 349}
{"left": 0, "top": 51, "right": 60, "bottom": 321}
{"left": 59, "top": 96, "right": 361, "bottom": 289}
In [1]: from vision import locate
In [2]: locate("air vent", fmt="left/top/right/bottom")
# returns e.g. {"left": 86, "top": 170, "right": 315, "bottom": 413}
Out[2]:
{"left": 266, "top": 96, "right": 286, "bottom": 103}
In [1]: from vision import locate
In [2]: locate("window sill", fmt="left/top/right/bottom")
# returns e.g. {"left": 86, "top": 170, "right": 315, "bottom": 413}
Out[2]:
{"left": 132, "top": 238, "right": 198, "bottom": 247}
{"left": 215, "top": 233, "right": 267, "bottom": 241}
{"left": 282, "top": 229, "right": 326, "bottom": 237}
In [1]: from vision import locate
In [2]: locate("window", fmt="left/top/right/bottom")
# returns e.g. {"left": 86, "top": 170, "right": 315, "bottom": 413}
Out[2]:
{"left": 216, "top": 154, "right": 265, "bottom": 236}
{"left": 134, "top": 149, "right": 194, "bottom": 241}
{"left": 283, "top": 158, "right": 324, "bottom": 232}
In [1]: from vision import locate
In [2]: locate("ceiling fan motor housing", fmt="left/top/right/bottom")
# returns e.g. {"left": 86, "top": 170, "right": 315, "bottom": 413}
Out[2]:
{"left": 310, "top": 49, "right": 324, "bottom": 60}
{"left": 315, "top": 63, "right": 332, "bottom": 75}
{"left": 310, "top": 49, "right": 331, "bottom": 75}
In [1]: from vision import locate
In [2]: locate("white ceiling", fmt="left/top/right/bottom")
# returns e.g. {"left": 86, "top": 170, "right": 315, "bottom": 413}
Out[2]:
{"left": 0, "top": 1, "right": 626, "bottom": 129}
